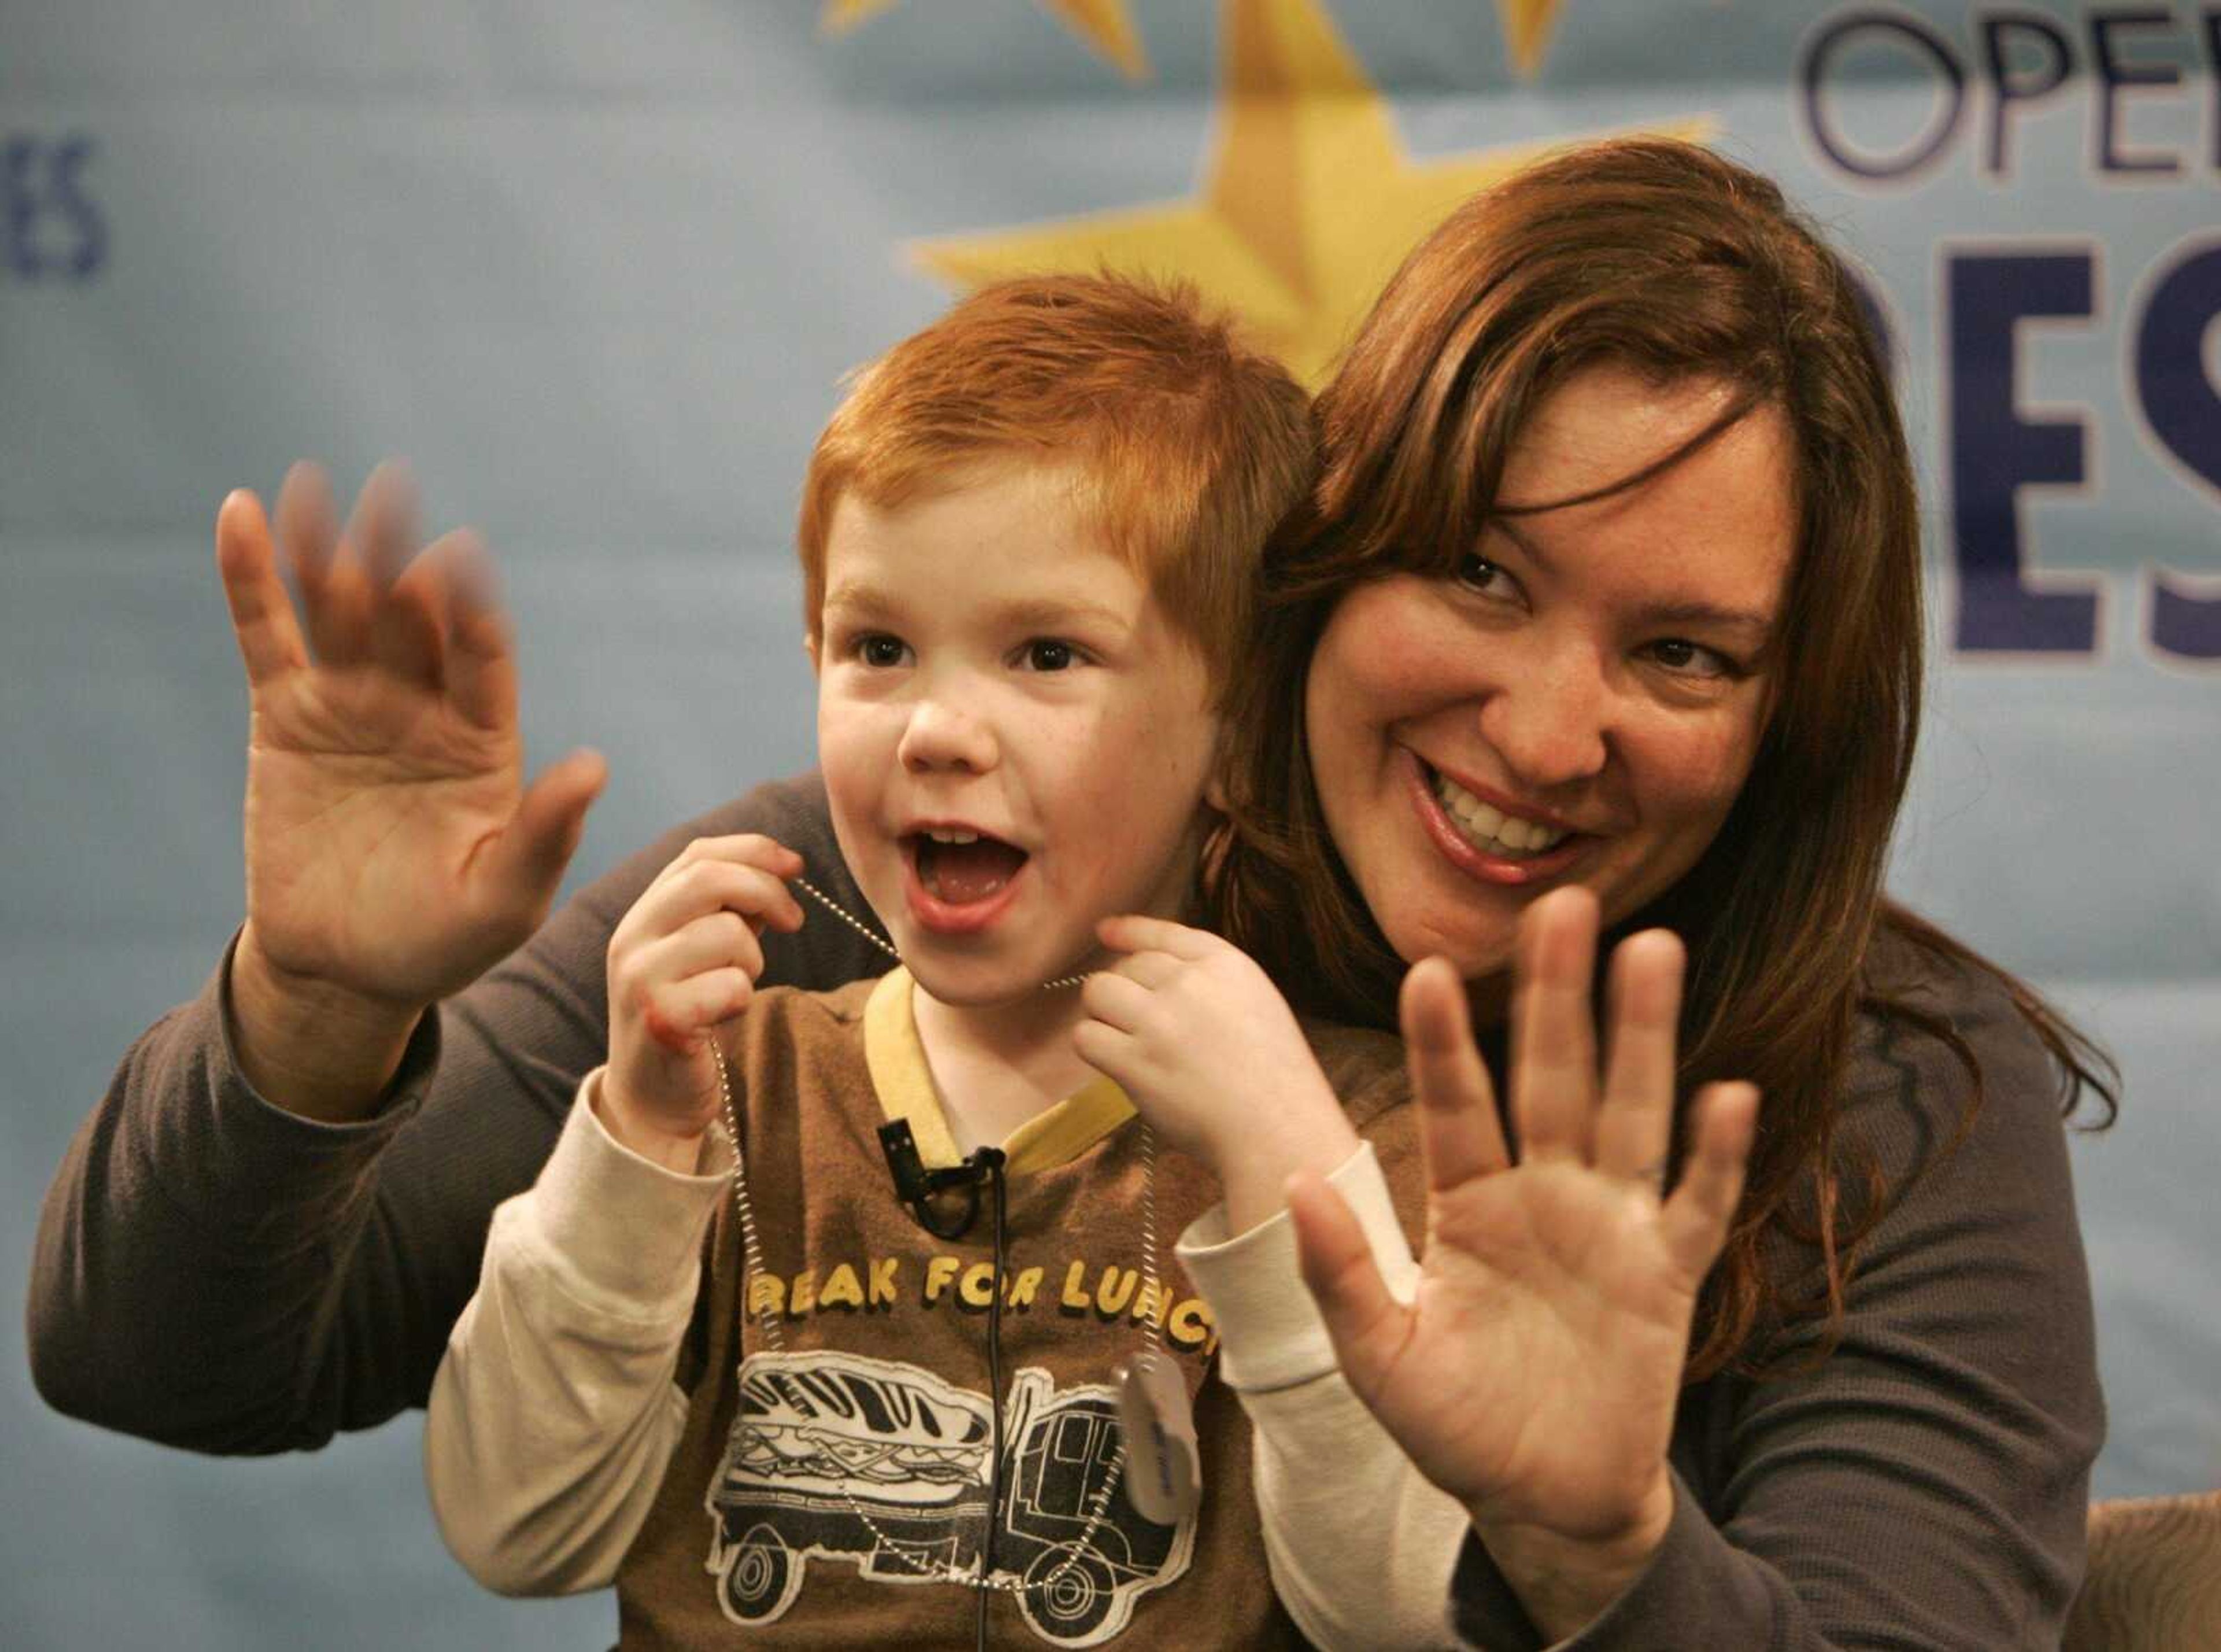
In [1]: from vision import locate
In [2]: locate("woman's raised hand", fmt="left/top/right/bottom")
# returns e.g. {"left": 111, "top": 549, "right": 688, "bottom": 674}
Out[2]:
{"left": 1287, "top": 887, "right": 1757, "bottom": 1623}
{"left": 220, "top": 462, "right": 607, "bottom": 1022}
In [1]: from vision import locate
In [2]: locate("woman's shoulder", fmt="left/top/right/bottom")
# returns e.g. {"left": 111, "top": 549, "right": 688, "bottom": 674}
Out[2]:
{"left": 1821, "top": 921, "right": 2091, "bottom": 1269}
{"left": 1849, "top": 921, "right": 2069, "bottom": 1138}
{"left": 1745, "top": 921, "right": 2100, "bottom": 1371}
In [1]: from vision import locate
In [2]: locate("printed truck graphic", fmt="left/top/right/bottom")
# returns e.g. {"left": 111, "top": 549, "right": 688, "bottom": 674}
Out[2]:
{"left": 704, "top": 1351, "right": 1194, "bottom": 1645}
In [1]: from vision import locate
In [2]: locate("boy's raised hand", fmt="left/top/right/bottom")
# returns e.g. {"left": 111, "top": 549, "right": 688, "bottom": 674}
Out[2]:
{"left": 600, "top": 835, "right": 806, "bottom": 1170}
{"left": 1076, "top": 916, "right": 1360, "bottom": 1232}
{"left": 222, "top": 462, "right": 607, "bottom": 1017}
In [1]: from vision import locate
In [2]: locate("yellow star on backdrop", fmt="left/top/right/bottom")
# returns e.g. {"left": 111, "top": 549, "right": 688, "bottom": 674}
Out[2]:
{"left": 822, "top": 0, "right": 1149, "bottom": 80}
{"left": 910, "top": 0, "right": 1710, "bottom": 384}
{"left": 1498, "top": 0, "right": 1568, "bottom": 79}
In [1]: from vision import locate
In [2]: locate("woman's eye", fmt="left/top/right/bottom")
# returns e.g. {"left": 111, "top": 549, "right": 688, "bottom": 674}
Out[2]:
{"left": 1023, "top": 639, "right": 1076, "bottom": 672}
{"left": 1454, "top": 552, "right": 1497, "bottom": 589}
{"left": 1647, "top": 639, "right": 1734, "bottom": 680}
{"left": 1453, "top": 552, "right": 1510, "bottom": 595}
{"left": 855, "top": 634, "right": 909, "bottom": 668}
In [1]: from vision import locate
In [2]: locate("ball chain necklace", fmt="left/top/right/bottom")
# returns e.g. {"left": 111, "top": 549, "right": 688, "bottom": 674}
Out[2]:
{"left": 704, "top": 873, "right": 1193, "bottom": 1607}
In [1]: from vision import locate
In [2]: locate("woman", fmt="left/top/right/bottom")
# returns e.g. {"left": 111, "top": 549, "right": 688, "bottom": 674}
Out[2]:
{"left": 1202, "top": 138, "right": 2113, "bottom": 1646}
{"left": 31, "top": 139, "right": 2107, "bottom": 1647}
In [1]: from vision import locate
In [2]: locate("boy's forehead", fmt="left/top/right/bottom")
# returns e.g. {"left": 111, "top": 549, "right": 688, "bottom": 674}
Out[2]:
{"left": 822, "top": 468, "right": 1134, "bottom": 595}
{"left": 833, "top": 453, "right": 1099, "bottom": 538}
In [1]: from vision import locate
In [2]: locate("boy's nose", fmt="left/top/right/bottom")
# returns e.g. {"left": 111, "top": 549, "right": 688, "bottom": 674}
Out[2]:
{"left": 898, "top": 699, "right": 998, "bottom": 775}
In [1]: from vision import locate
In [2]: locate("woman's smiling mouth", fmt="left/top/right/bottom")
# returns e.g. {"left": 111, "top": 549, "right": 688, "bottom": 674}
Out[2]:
{"left": 1405, "top": 753, "right": 1588, "bottom": 884}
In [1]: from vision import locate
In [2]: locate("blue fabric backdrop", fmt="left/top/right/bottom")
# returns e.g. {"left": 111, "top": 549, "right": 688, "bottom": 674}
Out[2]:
{"left": 6, "top": 2, "right": 2215, "bottom": 1645}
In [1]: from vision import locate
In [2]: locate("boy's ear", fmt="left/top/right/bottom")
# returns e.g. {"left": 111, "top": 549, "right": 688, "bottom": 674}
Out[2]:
{"left": 803, "top": 630, "right": 821, "bottom": 672}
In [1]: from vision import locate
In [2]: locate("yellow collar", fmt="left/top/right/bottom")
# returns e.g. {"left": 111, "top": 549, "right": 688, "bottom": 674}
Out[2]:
{"left": 863, "top": 968, "right": 1134, "bottom": 1175}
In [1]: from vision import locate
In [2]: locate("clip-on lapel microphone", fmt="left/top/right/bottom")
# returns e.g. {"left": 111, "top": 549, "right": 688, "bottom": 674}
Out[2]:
{"left": 877, "top": 1118, "right": 1006, "bottom": 1241}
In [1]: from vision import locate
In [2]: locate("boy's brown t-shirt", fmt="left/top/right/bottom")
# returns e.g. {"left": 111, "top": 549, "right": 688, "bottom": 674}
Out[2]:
{"left": 615, "top": 969, "right": 1416, "bottom": 1650}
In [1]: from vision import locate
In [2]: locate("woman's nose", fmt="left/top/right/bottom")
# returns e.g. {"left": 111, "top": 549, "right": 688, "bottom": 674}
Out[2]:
{"left": 898, "top": 696, "right": 999, "bottom": 775}
{"left": 1476, "top": 651, "right": 1610, "bottom": 791}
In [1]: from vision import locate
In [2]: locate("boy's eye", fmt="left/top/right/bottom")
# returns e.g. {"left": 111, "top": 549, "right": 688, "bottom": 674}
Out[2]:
{"left": 1022, "top": 639, "right": 1076, "bottom": 672}
{"left": 855, "top": 634, "right": 909, "bottom": 668}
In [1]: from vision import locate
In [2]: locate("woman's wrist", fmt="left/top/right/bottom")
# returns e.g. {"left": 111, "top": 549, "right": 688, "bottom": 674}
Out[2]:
{"left": 229, "top": 924, "right": 427, "bottom": 1123}
{"left": 1469, "top": 1473, "right": 1676, "bottom": 1642}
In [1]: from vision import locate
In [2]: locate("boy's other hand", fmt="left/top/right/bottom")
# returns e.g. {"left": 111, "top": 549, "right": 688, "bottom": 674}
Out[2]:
{"left": 602, "top": 834, "right": 806, "bottom": 1169}
{"left": 1076, "top": 916, "right": 1359, "bottom": 1233}
{"left": 219, "top": 462, "right": 606, "bottom": 1116}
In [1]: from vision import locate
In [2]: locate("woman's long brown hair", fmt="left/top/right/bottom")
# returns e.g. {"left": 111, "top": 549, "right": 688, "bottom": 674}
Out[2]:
{"left": 1207, "top": 138, "right": 2116, "bottom": 1379}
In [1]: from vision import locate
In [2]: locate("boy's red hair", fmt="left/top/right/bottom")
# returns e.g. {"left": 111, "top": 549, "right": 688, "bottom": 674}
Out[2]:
{"left": 796, "top": 274, "right": 1313, "bottom": 700}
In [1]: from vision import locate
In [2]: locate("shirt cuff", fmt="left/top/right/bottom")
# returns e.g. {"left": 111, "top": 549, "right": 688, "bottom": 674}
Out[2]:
{"left": 1175, "top": 1141, "right": 1419, "bottom": 1393}
{"left": 1449, "top": 1473, "right": 1773, "bottom": 1651}
{"left": 516, "top": 1067, "right": 735, "bottom": 1320}
{"left": 214, "top": 925, "right": 442, "bottom": 1137}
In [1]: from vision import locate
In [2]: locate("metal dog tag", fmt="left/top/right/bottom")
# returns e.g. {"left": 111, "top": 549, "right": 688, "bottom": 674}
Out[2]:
{"left": 1116, "top": 1349, "right": 1200, "bottom": 1524}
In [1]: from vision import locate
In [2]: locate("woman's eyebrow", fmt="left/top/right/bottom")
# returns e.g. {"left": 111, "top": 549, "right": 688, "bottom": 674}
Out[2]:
{"left": 1487, "top": 515, "right": 1554, "bottom": 568}
{"left": 1485, "top": 519, "right": 1776, "bottom": 639}
{"left": 1635, "top": 599, "right": 1778, "bottom": 642}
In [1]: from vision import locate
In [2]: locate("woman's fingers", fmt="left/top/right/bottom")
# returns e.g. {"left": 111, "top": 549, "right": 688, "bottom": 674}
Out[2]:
{"left": 447, "top": 556, "right": 517, "bottom": 733}
{"left": 215, "top": 489, "right": 308, "bottom": 687}
{"left": 274, "top": 460, "right": 338, "bottom": 591}
{"left": 347, "top": 458, "right": 420, "bottom": 591}
{"left": 1660, "top": 1082, "right": 1759, "bottom": 1280}
{"left": 1593, "top": 928, "right": 1686, "bottom": 1190}
{"left": 276, "top": 461, "right": 368, "bottom": 667}
{"left": 374, "top": 531, "right": 460, "bottom": 694}
{"left": 1511, "top": 887, "right": 1601, "bottom": 1164}
{"left": 265, "top": 460, "right": 515, "bottom": 716}
{"left": 346, "top": 463, "right": 452, "bottom": 692}
{"left": 477, "top": 749, "right": 606, "bottom": 916}
{"left": 1399, "top": 956, "right": 1511, "bottom": 1191}
{"left": 1288, "top": 1168, "right": 1410, "bottom": 1403}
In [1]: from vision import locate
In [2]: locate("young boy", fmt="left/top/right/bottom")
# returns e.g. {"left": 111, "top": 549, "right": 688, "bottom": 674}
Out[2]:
{"left": 423, "top": 275, "right": 1439, "bottom": 1647}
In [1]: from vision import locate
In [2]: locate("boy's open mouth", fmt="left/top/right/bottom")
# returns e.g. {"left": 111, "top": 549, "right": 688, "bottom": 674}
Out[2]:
{"left": 906, "top": 829, "right": 1030, "bottom": 906}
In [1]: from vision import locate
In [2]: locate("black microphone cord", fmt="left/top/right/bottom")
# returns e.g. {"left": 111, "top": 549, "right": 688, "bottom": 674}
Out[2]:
{"left": 975, "top": 1146, "right": 1008, "bottom": 1652}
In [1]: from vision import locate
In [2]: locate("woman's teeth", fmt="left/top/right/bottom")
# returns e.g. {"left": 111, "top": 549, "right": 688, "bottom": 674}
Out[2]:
{"left": 1432, "top": 773, "right": 1571, "bottom": 858}
{"left": 924, "top": 829, "right": 980, "bottom": 845}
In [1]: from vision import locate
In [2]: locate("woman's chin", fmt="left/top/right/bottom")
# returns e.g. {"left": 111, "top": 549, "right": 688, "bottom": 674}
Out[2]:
{"left": 1383, "top": 910, "right": 1514, "bottom": 984}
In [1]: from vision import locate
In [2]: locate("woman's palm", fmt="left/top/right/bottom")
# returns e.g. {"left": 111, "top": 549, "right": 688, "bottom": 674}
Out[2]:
{"left": 1292, "top": 891, "right": 1757, "bottom": 1542}
{"left": 222, "top": 464, "right": 603, "bottom": 1010}
{"left": 1364, "top": 1151, "right": 1706, "bottom": 1536}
